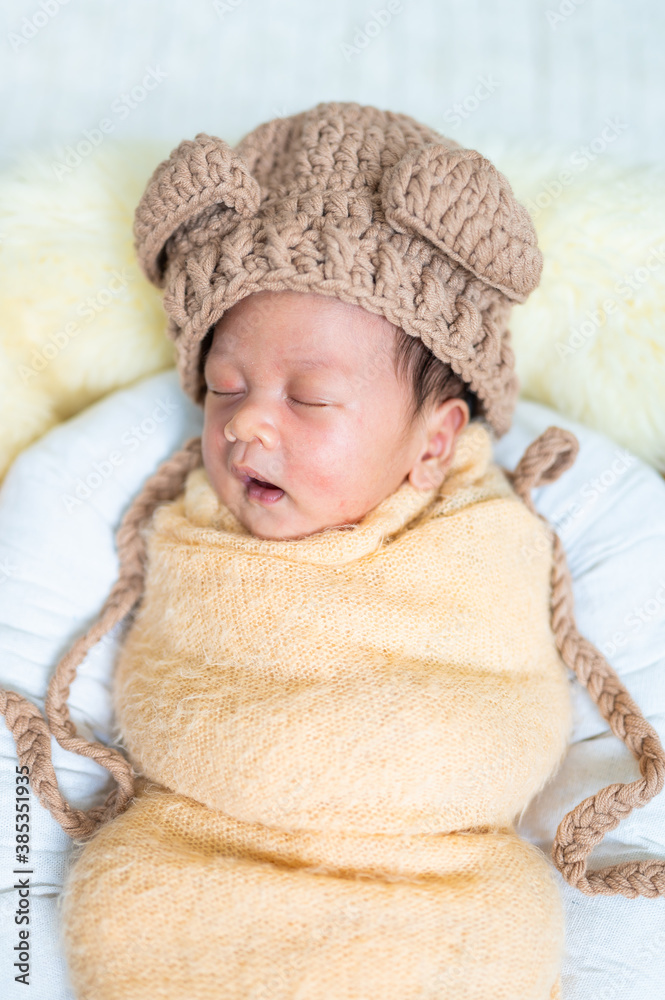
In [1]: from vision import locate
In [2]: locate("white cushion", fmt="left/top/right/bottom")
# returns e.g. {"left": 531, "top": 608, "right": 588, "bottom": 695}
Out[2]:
{"left": 1, "top": 370, "right": 664, "bottom": 999}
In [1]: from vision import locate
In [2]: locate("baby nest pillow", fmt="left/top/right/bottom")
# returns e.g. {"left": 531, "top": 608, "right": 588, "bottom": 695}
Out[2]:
{"left": 0, "top": 370, "right": 664, "bottom": 1000}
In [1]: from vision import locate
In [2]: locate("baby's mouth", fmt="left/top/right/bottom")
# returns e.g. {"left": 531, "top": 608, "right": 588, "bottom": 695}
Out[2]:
{"left": 231, "top": 465, "right": 285, "bottom": 504}
{"left": 246, "top": 477, "right": 285, "bottom": 504}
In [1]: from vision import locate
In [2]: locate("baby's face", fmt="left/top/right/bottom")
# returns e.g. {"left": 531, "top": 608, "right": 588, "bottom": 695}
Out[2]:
{"left": 201, "top": 290, "right": 467, "bottom": 540}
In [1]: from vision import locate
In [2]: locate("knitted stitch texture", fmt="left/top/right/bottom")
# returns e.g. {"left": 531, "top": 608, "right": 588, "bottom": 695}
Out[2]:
{"left": 60, "top": 421, "right": 571, "bottom": 1000}
{"left": 133, "top": 101, "right": 544, "bottom": 436}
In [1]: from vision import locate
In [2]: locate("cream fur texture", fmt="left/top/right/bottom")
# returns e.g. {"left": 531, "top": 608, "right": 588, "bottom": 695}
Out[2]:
{"left": 493, "top": 146, "right": 665, "bottom": 472}
{"left": 0, "top": 141, "right": 175, "bottom": 482}
{"left": 1, "top": 139, "right": 663, "bottom": 481}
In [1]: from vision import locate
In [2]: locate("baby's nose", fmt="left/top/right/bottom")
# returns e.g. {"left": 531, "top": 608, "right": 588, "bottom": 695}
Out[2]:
{"left": 224, "top": 399, "right": 279, "bottom": 450}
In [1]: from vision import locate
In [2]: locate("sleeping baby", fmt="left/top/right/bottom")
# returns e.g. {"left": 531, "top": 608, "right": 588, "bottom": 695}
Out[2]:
{"left": 2, "top": 101, "right": 662, "bottom": 1000}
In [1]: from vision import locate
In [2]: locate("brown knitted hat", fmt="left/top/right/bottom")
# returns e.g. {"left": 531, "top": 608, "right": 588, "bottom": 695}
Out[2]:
{"left": 133, "top": 101, "right": 543, "bottom": 437}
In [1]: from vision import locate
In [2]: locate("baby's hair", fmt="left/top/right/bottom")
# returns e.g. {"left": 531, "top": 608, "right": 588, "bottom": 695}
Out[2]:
{"left": 198, "top": 327, "right": 214, "bottom": 382}
{"left": 392, "top": 326, "right": 477, "bottom": 427}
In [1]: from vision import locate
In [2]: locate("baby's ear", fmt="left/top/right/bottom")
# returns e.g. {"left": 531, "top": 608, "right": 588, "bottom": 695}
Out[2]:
{"left": 379, "top": 144, "right": 542, "bottom": 302}
{"left": 134, "top": 133, "right": 261, "bottom": 287}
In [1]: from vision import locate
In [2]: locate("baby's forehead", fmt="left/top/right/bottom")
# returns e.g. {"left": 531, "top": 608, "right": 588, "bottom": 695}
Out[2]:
{"left": 207, "top": 293, "right": 399, "bottom": 371}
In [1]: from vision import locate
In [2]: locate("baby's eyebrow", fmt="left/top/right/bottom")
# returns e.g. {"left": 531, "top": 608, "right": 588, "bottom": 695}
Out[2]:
{"left": 294, "top": 358, "right": 343, "bottom": 371}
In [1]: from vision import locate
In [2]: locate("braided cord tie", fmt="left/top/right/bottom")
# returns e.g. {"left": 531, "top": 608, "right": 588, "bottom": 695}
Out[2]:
{"left": 509, "top": 427, "right": 665, "bottom": 898}
{"left": 0, "top": 436, "right": 203, "bottom": 842}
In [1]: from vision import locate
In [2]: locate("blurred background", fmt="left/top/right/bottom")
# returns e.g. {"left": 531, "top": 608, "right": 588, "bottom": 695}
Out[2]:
{"left": 2, "top": 0, "right": 662, "bottom": 167}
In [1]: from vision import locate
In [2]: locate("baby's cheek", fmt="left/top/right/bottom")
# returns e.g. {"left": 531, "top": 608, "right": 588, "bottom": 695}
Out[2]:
{"left": 307, "top": 435, "right": 359, "bottom": 494}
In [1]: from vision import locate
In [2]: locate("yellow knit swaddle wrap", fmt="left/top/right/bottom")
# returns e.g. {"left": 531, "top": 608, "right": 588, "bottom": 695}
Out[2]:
{"left": 60, "top": 421, "right": 572, "bottom": 1000}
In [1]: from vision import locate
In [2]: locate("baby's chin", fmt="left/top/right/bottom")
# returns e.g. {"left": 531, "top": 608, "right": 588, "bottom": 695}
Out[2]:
{"left": 238, "top": 503, "right": 360, "bottom": 542}
{"left": 215, "top": 479, "right": 364, "bottom": 541}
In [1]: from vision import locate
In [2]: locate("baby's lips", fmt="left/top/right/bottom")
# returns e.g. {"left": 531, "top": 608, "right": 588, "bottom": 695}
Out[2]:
{"left": 231, "top": 464, "right": 282, "bottom": 490}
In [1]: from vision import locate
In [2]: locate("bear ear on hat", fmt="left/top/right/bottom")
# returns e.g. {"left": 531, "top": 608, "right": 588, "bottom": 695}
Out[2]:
{"left": 378, "top": 144, "right": 542, "bottom": 302}
{"left": 133, "top": 133, "right": 261, "bottom": 288}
